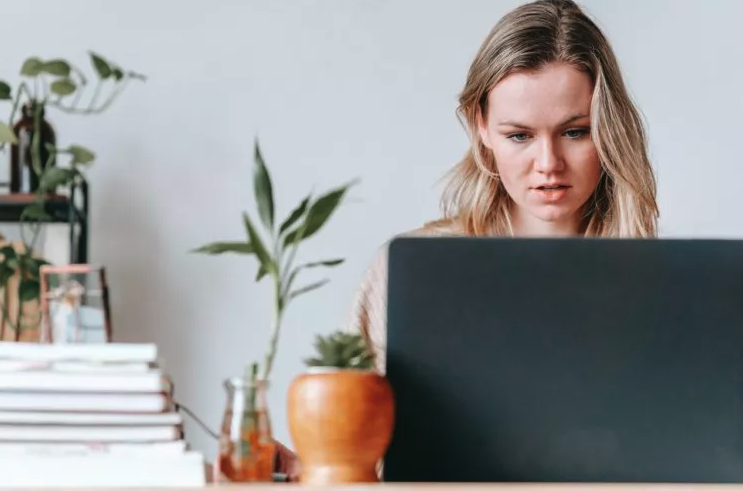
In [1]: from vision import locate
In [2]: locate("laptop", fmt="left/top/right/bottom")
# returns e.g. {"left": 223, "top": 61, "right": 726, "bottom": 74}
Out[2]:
{"left": 383, "top": 236, "right": 743, "bottom": 483}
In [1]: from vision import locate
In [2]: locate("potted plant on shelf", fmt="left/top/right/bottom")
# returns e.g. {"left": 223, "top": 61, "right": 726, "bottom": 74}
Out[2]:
{"left": 191, "top": 140, "right": 357, "bottom": 482}
{"left": 287, "top": 330, "right": 395, "bottom": 485}
{"left": 0, "top": 52, "right": 144, "bottom": 341}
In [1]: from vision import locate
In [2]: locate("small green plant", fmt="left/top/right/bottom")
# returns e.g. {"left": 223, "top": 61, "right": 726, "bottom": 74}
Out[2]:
{"left": 304, "top": 330, "right": 374, "bottom": 370}
{"left": 192, "top": 139, "right": 357, "bottom": 381}
{"left": 0, "top": 52, "right": 144, "bottom": 339}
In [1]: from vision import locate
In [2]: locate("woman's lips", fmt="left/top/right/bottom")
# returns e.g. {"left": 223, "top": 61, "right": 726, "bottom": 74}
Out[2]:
{"left": 531, "top": 185, "right": 571, "bottom": 202}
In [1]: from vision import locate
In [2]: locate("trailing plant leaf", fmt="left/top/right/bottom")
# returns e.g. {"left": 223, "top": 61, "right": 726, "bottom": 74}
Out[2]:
{"left": 0, "top": 122, "right": 17, "bottom": 144}
{"left": 68, "top": 145, "right": 95, "bottom": 165}
{"left": 42, "top": 59, "right": 71, "bottom": 77}
{"left": 40, "top": 168, "right": 78, "bottom": 191}
{"left": 0, "top": 81, "right": 11, "bottom": 100}
{"left": 20, "top": 203, "right": 51, "bottom": 222}
{"left": 89, "top": 52, "right": 112, "bottom": 79}
{"left": 50, "top": 78, "right": 76, "bottom": 97}
{"left": 20, "top": 57, "right": 43, "bottom": 76}
{"left": 191, "top": 241, "right": 253, "bottom": 255}
{"left": 253, "top": 141, "right": 274, "bottom": 230}
{"left": 18, "top": 279, "right": 40, "bottom": 302}
{"left": 242, "top": 211, "right": 276, "bottom": 277}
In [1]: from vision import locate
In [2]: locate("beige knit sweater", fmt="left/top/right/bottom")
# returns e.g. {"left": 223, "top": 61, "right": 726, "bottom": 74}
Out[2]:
{"left": 344, "top": 220, "right": 464, "bottom": 373}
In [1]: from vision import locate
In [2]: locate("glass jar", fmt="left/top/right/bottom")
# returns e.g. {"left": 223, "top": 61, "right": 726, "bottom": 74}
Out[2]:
{"left": 217, "top": 375, "right": 276, "bottom": 482}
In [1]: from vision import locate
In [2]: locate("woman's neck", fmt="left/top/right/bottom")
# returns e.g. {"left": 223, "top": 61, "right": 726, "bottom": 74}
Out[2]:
{"left": 510, "top": 208, "right": 585, "bottom": 237}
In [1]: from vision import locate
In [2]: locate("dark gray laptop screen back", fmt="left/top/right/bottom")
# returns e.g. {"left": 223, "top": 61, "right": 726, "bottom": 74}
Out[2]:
{"left": 383, "top": 237, "right": 743, "bottom": 483}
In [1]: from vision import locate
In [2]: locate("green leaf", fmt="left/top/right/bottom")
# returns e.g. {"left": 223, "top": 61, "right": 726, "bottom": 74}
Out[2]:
{"left": 0, "top": 81, "right": 11, "bottom": 100}
{"left": 89, "top": 52, "right": 112, "bottom": 79}
{"left": 0, "top": 122, "right": 17, "bottom": 144}
{"left": 0, "top": 265, "right": 15, "bottom": 287}
{"left": 42, "top": 59, "right": 71, "bottom": 77}
{"left": 283, "top": 180, "right": 358, "bottom": 247}
{"left": 191, "top": 241, "right": 253, "bottom": 255}
{"left": 19, "top": 279, "right": 40, "bottom": 302}
{"left": 50, "top": 78, "right": 76, "bottom": 96}
{"left": 40, "top": 167, "right": 78, "bottom": 191}
{"left": 20, "top": 57, "right": 44, "bottom": 76}
{"left": 255, "top": 265, "right": 268, "bottom": 282}
{"left": 68, "top": 145, "right": 95, "bottom": 165}
{"left": 0, "top": 245, "right": 17, "bottom": 262}
{"left": 253, "top": 140, "right": 275, "bottom": 231}
{"left": 22, "top": 256, "right": 50, "bottom": 278}
{"left": 290, "top": 278, "right": 329, "bottom": 301}
{"left": 20, "top": 203, "right": 51, "bottom": 222}
{"left": 111, "top": 68, "right": 124, "bottom": 81}
{"left": 127, "top": 70, "right": 147, "bottom": 82}
{"left": 305, "top": 259, "right": 344, "bottom": 268}
{"left": 242, "top": 211, "right": 276, "bottom": 277}
{"left": 279, "top": 195, "right": 310, "bottom": 236}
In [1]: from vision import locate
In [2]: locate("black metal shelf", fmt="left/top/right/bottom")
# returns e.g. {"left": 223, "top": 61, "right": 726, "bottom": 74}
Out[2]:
{"left": 0, "top": 180, "right": 88, "bottom": 264}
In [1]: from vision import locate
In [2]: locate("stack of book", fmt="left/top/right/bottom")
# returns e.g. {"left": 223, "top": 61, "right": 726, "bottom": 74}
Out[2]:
{"left": 0, "top": 341, "right": 206, "bottom": 487}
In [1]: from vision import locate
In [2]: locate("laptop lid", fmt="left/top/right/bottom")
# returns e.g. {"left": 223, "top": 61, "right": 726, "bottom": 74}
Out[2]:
{"left": 383, "top": 237, "right": 743, "bottom": 483}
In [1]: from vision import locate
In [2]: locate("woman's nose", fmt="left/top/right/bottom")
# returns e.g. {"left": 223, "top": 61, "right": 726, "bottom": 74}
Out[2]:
{"left": 534, "top": 139, "right": 565, "bottom": 173}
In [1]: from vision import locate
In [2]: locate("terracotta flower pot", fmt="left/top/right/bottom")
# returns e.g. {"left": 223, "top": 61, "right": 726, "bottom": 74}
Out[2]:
{"left": 287, "top": 368, "right": 395, "bottom": 484}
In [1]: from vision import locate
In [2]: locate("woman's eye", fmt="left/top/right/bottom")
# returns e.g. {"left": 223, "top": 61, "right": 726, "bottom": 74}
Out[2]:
{"left": 507, "top": 133, "right": 529, "bottom": 142}
{"left": 565, "top": 128, "right": 589, "bottom": 139}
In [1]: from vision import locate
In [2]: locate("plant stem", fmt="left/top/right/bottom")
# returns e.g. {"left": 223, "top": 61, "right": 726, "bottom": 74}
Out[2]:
{"left": 261, "top": 276, "right": 283, "bottom": 381}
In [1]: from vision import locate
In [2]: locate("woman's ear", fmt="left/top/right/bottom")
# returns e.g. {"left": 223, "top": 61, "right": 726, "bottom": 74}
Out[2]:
{"left": 476, "top": 105, "right": 493, "bottom": 150}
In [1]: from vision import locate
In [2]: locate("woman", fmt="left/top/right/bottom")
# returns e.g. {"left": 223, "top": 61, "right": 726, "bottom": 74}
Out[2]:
{"left": 347, "top": 0, "right": 659, "bottom": 374}
{"left": 279, "top": 0, "right": 659, "bottom": 479}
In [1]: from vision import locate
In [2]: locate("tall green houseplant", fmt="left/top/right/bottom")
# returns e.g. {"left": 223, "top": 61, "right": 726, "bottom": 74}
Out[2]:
{"left": 193, "top": 140, "right": 356, "bottom": 383}
{"left": 0, "top": 51, "right": 144, "bottom": 339}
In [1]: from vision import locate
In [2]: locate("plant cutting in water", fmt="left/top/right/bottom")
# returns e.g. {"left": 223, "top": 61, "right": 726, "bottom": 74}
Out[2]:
{"left": 193, "top": 139, "right": 357, "bottom": 387}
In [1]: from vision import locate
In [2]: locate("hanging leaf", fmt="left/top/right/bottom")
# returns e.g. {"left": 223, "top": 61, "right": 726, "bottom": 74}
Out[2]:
{"left": 112, "top": 68, "right": 124, "bottom": 81}
{"left": 255, "top": 265, "right": 268, "bottom": 282}
{"left": 19, "top": 278, "right": 40, "bottom": 302}
{"left": 50, "top": 78, "right": 77, "bottom": 97}
{"left": 42, "top": 59, "right": 71, "bottom": 77}
{"left": 68, "top": 145, "right": 95, "bottom": 165}
{"left": 283, "top": 180, "right": 358, "bottom": 247}
{"left": 89, "top": 52, "right": 112, "bottom": 79}
{"left": 0, "top": 81, "right": 11, "bottom": 100}
{"left": 0, "top": 122, "right": 17, "bottom": 144}
{"left": 20, "top": 203, "right": 51, "bottom": 222}
{"left": 279, "top": 195, "right": 309, "bottom": 236}
{"left": 20, "top": 57, "right": 43, "bottom": 76}
{"left": 40, "top": 168, "right": 78, "bottom": 191}
{"left": 127, "top": 70, "right": 147, "bottom": 81}
{"left": 253, "top": 140, "right": 275, "bottom": 230}
{"left": 242, "top": 211, "right": 276, "bottom": 277}
{"left": 0, "top": 263, "right": 14, "bottom": 287}
{"left": 191, "top": 241, "right": 253, "bottom": 255}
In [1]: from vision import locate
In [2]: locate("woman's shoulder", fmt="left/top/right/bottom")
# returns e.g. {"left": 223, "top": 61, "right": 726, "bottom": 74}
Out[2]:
{"left": 393, "top": 217, "right": 466, "bottom": 241}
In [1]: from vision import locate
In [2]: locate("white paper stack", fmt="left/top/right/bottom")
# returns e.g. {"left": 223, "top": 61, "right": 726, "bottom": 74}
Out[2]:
{"left": 0, "top": 341, "right": 206, "bottom": 487}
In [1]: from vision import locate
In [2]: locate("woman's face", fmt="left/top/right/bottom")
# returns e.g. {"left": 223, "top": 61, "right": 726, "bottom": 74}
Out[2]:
{"left": 478, "top": 62, "right": 602, "bottom": 236}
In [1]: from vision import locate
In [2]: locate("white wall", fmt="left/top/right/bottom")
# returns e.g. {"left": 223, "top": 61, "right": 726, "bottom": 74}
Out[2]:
{"left": 0, "top": 0, "right": 741, "bottom": 460}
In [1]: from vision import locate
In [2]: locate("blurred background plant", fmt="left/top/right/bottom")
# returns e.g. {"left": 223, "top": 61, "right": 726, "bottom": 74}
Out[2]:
{"left": 0, "top": 51, "right": 145, "bottom": 340}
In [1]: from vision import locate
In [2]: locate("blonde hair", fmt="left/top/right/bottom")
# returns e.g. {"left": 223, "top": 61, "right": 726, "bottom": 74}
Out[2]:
{"left": 437, "top": 0, "right": 659, "bottom": 238}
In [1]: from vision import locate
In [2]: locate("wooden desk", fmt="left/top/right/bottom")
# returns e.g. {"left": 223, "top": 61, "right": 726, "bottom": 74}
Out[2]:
{"left": 14, "top": 485, "right": 743, "bottom": 491}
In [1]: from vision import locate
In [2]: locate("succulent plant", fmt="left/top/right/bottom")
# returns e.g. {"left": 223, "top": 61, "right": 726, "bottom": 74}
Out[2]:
{"left": 304, "top": 330, "right": 374, "bottom": 370}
